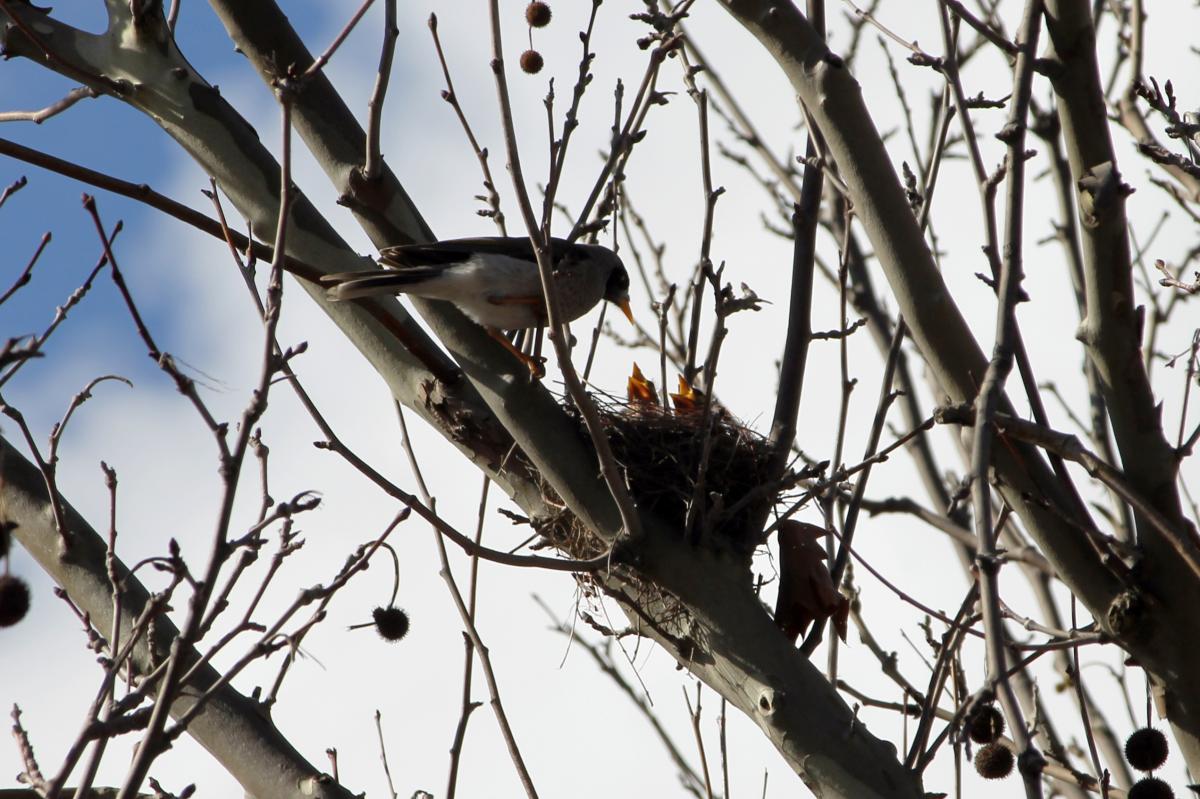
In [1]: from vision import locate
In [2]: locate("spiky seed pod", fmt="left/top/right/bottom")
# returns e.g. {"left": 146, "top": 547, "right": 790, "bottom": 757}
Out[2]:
{"left": 1128, "top": 777, "right": 1174, "bottom": 799}
{"left": 1125, "top": 727, "right": 1170, "bottom": 772}
{"left": 0, "top": 519, "right": 14, "bottom": 557}
{"left": 974, "top": 743, "right": 1014, "bottom": 780}
{"left": 373, "top": 606, "right": 410, "bottom": 642}
{"left": 519, "top": 49, "right": 544, "bottom": 75}
{"left": 967, "top": 704, "right": 1006, "bottom": 745}
{"left": 0, "top": 575, "right": 31, "bottom": 627}
{"left": 525, "top": 2, "right": 552, "bottom": 27}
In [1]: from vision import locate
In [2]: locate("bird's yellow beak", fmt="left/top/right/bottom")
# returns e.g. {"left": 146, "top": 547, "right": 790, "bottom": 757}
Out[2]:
{"left": 617, "top": 297, "right": 634, "bottom": 323}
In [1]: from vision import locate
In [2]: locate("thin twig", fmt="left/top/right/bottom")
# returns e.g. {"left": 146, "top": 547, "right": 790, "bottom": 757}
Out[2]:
{"left": 533, "top": 596, "right": 709, "bottom": 796}
{"left": 429, "top": 14, "right": 506, "bottom": 233}
{"left": 301, "top": 0, "right": 377, "bottom": 80}
{"left": 375, "top": 710, "right": 399, "bottom": 799}
{"left": 444, "top": 477, "right": 490, "bottom": 799}
{"left": 0, "top": 232, "right": 50, "bottom": 306}
{"left": 362, "top": 0, "right": 397, "bottom": 181}
{"left": 0, "top": 86, "right": 97, "bottom": 123}
{"left": 434, "top": 501, "right": 539, "bottom": 797}
{"left": 0, "top": 175, "right": 29, "bottom": 207}
{"left": 569, "top": 36, "right": 681, "bottom": 240}
{"left": 906, "top": 586, "right": 979, "bottom": 771}
{"left": 1070, "top": 597, "right": 1108, "bottom": 798}
{"left": 395, "top": 363, "right": 538, "bottom": 798}
{"left": 683, "top": 684, "right": 715, "bottom": 799}
{"left": 939, "top": 0, "right": 1020, "bottom": 57}
{"left": 0, "top": 137, "right": 323, "bottom": 282}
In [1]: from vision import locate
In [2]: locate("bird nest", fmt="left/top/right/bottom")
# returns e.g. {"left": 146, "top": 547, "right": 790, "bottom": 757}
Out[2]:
{"left": 536, "top": 394, "right": 776, "bottom": 559}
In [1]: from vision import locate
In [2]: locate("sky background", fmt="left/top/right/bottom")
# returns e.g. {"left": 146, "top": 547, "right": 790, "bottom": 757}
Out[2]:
{"left": 2, "top": 1, "right": 1198, "bottom": 797}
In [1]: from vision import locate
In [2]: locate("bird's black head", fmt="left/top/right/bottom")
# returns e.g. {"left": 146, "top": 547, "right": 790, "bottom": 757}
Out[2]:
{"left": 564, "top": 242, "right": 634, "bottom": 323}
{"left": 602, "top": 257, "right": 634, "bottom": 323}
{"left": 604, "top": 262, "right": 630, "bottom": 300}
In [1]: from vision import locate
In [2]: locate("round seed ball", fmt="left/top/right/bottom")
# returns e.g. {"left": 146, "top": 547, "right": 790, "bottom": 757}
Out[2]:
{"left": 967, "top": 704, "right": 1006, "bottom": 744}
{"left": 372, "top": 606, "right": 410, "bottom": 642}
{"left": 1125, "top": 728, "right": 1169, "bottom": 772}
{"left": 525, "top": 2, "right": 552, "bottom": 27}
{"left": 1128, "top": 776, "right": 1174, "bottom": 799}
{"left": 0, "top": 575, "right": 31, "bottom": 627}
{"left": 974, "top": 743, "right": 1014, "bottom": 780}
{"left": 520, "top": 49, "right": 544, "bottom": 74}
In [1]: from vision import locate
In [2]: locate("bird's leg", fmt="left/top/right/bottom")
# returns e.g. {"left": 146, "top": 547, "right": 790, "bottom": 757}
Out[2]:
{"left": 510, "top": 329, "right": 529, "bottom": 364}
{"left": 532, "top": 327, "right": 545, "bottom": 366}
{"left": 486, "top": 327, "right": 546, "bottom": 379}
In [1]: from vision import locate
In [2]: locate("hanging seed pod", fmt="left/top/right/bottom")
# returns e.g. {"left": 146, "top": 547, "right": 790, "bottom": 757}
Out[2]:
{"left": 1125, "top": 728, "right": 1169, "bottom": 772}
{"left": 372, "top": 606, "right": 410, "bottom": 642}
{"left": 520, "top": 49, "right": 544, "bottom": 75}
{"left": 525, "top": 2, "right": 552, "bottom": 27}
{"left": 0, "top": 574, "right": 30, "bottom": 627}
{"left": 973, "top": 743, "right": 1014, "bottom": 780}
{"left": 1128, "top": 777, "right": 1174, "bottom": 799}
{"left": 967, "top": 704, "right": 1006, "bottom": 745}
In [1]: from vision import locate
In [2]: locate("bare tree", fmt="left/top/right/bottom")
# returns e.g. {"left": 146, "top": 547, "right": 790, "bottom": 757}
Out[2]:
{"left": 1, "top": 1, "right": 1198, "bottom": 798}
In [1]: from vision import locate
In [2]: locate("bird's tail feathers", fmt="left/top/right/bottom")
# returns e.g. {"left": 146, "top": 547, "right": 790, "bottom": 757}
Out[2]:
{"left": 321, "top": 267, "right": 441, "bottom": 300}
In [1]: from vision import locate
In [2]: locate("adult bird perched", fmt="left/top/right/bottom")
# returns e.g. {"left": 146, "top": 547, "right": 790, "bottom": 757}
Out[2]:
{"left": 321, "top": 236, "right": 634, "bottom": 375}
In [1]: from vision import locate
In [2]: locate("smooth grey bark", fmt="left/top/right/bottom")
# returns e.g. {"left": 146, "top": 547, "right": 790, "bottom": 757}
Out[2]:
{"left": 597, "top": 534, "right": 924, "bottom": 798}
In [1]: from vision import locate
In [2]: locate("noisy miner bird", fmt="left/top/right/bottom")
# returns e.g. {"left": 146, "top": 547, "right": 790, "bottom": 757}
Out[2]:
{"left": 321, "top": 237, "right": 634, "bottom": 375}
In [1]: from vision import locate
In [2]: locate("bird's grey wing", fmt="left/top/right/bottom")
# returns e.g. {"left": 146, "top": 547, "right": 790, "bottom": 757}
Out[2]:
{"left": 321, "top": 266, "right": 446, "bottom": 300}
{"left": 319, "top": 265, "right": 446, "bottom": 285}
{"left": 380, "top": 238, "right": 531, "bottom": 267}
{"left": 380, "top": 237, "right": 581, "bottom": 268}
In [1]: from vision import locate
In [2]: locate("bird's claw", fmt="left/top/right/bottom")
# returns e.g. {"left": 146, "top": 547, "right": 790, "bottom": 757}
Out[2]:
{"left": 526, "top": 356, "right": 547, "bottom": 380}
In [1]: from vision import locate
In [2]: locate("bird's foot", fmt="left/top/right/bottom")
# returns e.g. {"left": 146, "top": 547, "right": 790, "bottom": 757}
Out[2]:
{"left": 487, "top": 327, "right": 546, "bottom": 379}
{"left": 525, "top": 356, "right": 547, "bottom": 381}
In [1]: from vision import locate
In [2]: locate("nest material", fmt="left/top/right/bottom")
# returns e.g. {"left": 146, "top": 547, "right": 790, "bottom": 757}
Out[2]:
{"left": 539, "top": 394, "right": 775, "bottom": 556}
